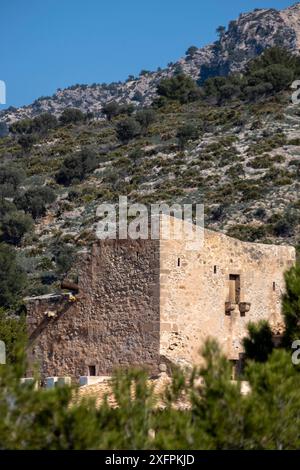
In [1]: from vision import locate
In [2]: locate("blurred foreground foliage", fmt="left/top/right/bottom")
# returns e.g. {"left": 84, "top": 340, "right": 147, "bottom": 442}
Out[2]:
{"left": 0, "top": 340, "right": 300, "bottom": 450}
{"left": 0, "top": 264, "right": 300, "bottom": 449}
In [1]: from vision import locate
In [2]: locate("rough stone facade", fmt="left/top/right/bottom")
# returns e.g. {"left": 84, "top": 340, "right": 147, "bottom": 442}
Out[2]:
{"left": 26, "top": 239, "right": 160, "bottom": 378}
{"left": 26, "top": 217, "right": 296, "bottom": 378}
{"left": 159, "top": 217, "right": 295, "bottom": 368}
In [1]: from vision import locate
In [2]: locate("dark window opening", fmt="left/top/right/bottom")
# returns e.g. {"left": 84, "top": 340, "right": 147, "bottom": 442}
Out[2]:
{"left": 177, "top": 258, "right": 181, "bottom": 267}
{"left": 88, "top": 365, "right": 96, "bottom": 376}
{"left": 231, "top": 354, "right": 245, "bottom": 378}
{"left": 229, "top": 274, "right": 240, "bottom": 304}
{"left": 214, "top": 265, "right": 217, "bottom": 274}
{"left": 273, "top": 282, "right": 276, "bottom": 291}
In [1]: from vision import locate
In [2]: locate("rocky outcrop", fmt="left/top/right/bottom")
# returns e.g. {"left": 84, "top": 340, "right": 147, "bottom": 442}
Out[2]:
{"left": 281, "top": 2, "right": 300, "bottom": 49}
{"left": 198, "top": 6, "right": 298, "bottom": 82}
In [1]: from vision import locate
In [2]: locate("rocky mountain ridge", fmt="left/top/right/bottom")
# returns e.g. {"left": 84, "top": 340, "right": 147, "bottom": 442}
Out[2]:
{"left": 2, "top": 2, "right": 300, "bottom": 125}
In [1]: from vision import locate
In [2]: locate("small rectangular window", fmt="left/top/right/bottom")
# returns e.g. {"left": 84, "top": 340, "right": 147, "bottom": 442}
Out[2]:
{"left": 177, "top": 258, "right": 181, "bottom": 267}
{"left": 214, "top": 265, "right": 217, "bottom": 274}
{"left": 88, "top": 365, "right": 96, "bottom": 376}
{"left": 229, "top": 274, "right": 240, "bottom": 304}
{"left": 273, "top": 282, "right": 276, "bottom": 291}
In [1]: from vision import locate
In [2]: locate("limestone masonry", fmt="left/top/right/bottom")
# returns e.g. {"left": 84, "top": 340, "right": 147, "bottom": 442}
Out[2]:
{"left": 25, "top": 217, "right": 296, "bottom": 379}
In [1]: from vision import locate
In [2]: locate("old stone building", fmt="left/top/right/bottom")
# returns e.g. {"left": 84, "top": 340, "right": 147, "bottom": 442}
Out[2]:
{"left": 25, "top": 216, "right": 295, "bottom": 379}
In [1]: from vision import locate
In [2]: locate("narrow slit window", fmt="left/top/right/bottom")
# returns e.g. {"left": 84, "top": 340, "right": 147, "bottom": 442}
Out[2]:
{"left": 273, "top": 282, "right": 276, "bottom": 291}
{"left": 177, "top": 258, "right": 181, "bottom": 267}
{"left": 88, "top": 365, "right": 96, "bottom": 376}
{"left": 229, "top": 274, "right": 240, "bottom": 304}
{"left": 214, "top": 265, "right": 217, "bottom": 274}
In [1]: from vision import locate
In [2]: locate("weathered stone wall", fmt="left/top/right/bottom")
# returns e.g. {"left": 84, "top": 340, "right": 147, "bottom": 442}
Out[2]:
{"left": 159, "top": 217, "right": 296, "bottom": 366}
{"left": 26, "top": 217, "right": 296, "bottom": 378}
{"left": 26, "top": 239, "right": 160, "bottom": 378}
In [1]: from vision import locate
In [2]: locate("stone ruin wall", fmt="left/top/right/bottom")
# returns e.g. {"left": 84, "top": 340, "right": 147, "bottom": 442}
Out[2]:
{"left": 159, "top": 221, "right": 296, "bottom": 366}
{"left": 26, "top": 239, "right": 161, "bottom": 378}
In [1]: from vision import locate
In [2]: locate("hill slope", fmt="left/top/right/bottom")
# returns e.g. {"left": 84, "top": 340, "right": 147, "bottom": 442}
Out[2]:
{"left": 0, "top": 4, "right": 300, "bottom": 299}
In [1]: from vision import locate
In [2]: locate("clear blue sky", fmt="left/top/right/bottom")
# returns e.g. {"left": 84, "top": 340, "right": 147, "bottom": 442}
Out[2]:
{"left": 0, "top": 0, "right": 296, "bottom": 109}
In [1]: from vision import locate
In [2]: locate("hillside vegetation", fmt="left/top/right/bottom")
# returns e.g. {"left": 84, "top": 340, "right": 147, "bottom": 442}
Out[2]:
{"left": 0, "top": 47, "right": 299, "bottom": 304}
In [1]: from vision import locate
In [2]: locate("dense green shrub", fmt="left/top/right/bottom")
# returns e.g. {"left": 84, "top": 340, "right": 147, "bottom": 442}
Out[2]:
{"left": 0, "top": 211, "right": 33, "bottom": 245}
{"left": 1, "top": 338, "right": 300, "bottom": 449}
{"left": 156, "top": 73, "right": 201, "bottom": 104}
{"left": 17, "top": 134, "right": 37, "bottom": 151}
{"left": 243, "top": 321, "right": 274, "bottom": 363}
{"left": 10, "top": 113, "right": 57, "bottom": 137}
{"left": 52, "top": 241, "right": 75, "bottom": 275}
{"left": 128, "top": 147, "right": 144, "bottom": 161}
{"left": 269, "top": 207, "right": 300, "bottom": 237}
{"left": 0, "top": 122, "right": 8, "bottom": 138}
{"left": 246, "top": 154, "right": 283, "bottom": 169}
{"left": 273, "top": 217, "right": 295, "bottom": 237}
{"left": 10, "top": 118, "right": 34, "bottom": 135}
{"left": 0, "top": 309, "right": 26, "bottom": 363}
{"left": 0, "top": 165, "right": 26, "bottom": 197}
{"left": 118, "top": 103, "right": 135, "bottom": 116}
{"left": 209, "top": 204, "right": 228, "bottom": 222}
{"left": 15, "top": 187, "right": 56, "bottom": 219}
{"left": 56, "top": 148, "right": 98, "bottom": 185}
{"left": 246, "top": 46, "right": 300, "bottom": 82}
{"left": 253, "top": 207, "right": 267, "bottom": 220}
{"left": 203, "top": 74, "right": 243, "bottom": 104}
{"left": 203, "top": 47, "right": 300, "bottom": 104}
{"left": 135, "top": 109, "right": 156, "bottom": 134}
{"left": 116, "top": 118, "right": 141, "bottom": 143}
{"left": 227, "top": 224, "right": 267, "bottom": 242}
{"left": 176, "top": 123, "right": 199, "bottom": 149}
{"left": 185, "top": 45, "right": 198, "bottom": 58}
{"left": 0, "top": 244, "right": 27, "bottom": 307}
{"left": 31, "top": 113, "right": 57, "bottom": 134}
{"left": 282, "top": 264, "right": 300, "bottom": 348}
{"left": 102, "top": 102, "right": 135, "bottom": 121}
{"left": 247, "top": 133, "right": 286, "bottom": 156}
{"left": 0, "top": 200, "right": 16, "bottom": 220}
{"left": 59, "top": 108, "right": 85, "bottom": 125}
{"left": 102, "top": 101, "right": 120, "bottom": 121}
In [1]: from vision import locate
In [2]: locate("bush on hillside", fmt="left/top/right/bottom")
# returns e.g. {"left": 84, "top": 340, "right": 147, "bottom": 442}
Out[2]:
{"left": 56, "top": 148, "right": 98, "bottom": 185}
{"left": 176, "top": 123, "right": 199, "bottom": 149}
{"left": 116, "top": 118, "right": 141, "bottom": 143}
{"left": 10, "top": 113, "right": 57, "bottom": 136}
{"left": 102, "top": 101, "right": 120, "bottom": 121}
{"left": 156, "top": 73, "right": 201, "bottom": 104}
{"left": 59, "top": 108, "right": 85, "bottom": 125}
{"left": 202, "top": 47, "right": 300, "bottom": 104}
{"left": 0, "top": 243, "right": 27, "bottom": 307}
{"left": 185, "top": 45, "right": 198, "bottom": 58}
{"left": 14, "top": 187, "right": 56, "bottom": 219}
{"left": 0, "top": 165, "right": 26, "bottom": 197}
{"left": 0, "top": 211, "right": 33, "bottom": 245}
{"left": 135, "top": 109, "right": 156, "bottom": 134}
